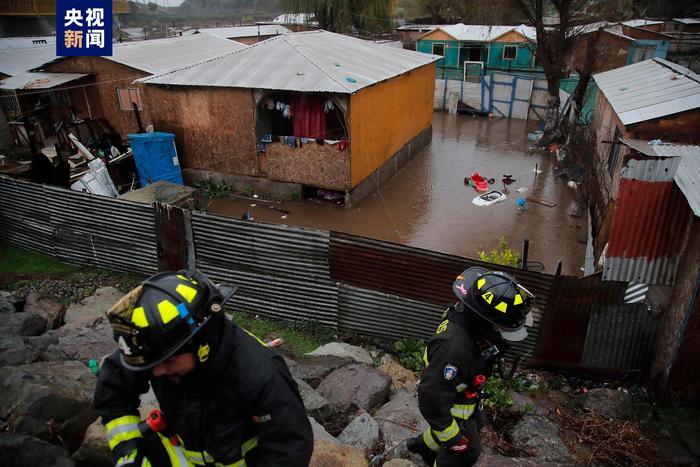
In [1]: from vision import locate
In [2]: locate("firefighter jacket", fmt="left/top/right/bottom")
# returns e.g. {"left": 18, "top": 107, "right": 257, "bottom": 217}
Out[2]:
{"left": 417, "top": 307, "right": 498, "bottom": 446}
{"left": 93, "top": 317, "right": 313, "bottom": 467}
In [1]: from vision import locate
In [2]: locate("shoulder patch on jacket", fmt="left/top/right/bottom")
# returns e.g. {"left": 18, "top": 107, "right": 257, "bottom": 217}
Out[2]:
{"left": 443, "top": 364, "right": 458, "bottom": 381}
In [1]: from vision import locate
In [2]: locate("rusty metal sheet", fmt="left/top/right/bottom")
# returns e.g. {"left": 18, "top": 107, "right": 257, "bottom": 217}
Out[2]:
{"left": 604, "top": 180, "right": 692, "bottom": 284}
{"left": 535, "top": 273, "right": 627, "bottom": 365}
{"left": 329, "top": 231, "right": 555, "bottom": 309}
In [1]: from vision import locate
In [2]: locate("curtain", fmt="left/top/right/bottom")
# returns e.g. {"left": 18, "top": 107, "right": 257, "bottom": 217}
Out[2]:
{"left": 291, "top": 95, "right": 326, "bottom": 139}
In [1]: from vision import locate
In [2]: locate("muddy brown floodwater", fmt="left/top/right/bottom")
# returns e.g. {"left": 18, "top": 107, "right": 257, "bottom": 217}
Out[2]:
{"left": 208, "top": 113, "right": 587, "bottom": 276}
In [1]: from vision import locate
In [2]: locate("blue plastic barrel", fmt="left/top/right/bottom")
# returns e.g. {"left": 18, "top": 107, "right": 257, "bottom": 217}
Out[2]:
{"left": 127, "top": 132, "right": 183, "bottom": 186}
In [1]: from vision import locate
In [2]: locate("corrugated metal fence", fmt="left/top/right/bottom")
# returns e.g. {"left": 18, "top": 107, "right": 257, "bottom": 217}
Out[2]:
{"left": 0, "top": 177, "right": 659, "bottom": 372}
{"left": 0, "top": 177, "right": 158, "bottom": 275}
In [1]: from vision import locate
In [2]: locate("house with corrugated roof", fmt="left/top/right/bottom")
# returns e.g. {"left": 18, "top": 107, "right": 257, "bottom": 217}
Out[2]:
{"left": 588, "top": 58, "right": 700, "bottom": 274}
{"left": 23, "top": 34, "right": 246, "bottom": 139}
{"left": 415, "top": 24, "right": 538, "bottom": 77}
{"left": 139, "top": 30, "right": 438, "bottom": 206}
{"left": 567, "top": 22, "right": 672, "bottom": 76}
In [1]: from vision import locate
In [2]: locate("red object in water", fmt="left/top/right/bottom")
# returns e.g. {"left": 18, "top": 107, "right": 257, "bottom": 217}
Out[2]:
{"left": 470, "top": 172, "right": 488, "bottom": 192}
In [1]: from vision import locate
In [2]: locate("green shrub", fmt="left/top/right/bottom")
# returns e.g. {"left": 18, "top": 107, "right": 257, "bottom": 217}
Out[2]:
{"left": 195, "top": 178, "right": 231, "bottom": 199}
{"left": 476, "top": 237, "right": 520, "bottom": 267}
{"left": 483, "top": 376, "right": 514, "bottom": 410}
{"left": 393, "top": 337, "right": 425, "bottom": 372}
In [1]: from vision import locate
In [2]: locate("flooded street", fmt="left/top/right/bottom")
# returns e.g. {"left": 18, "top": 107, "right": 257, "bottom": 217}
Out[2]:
{"left": 207, "top": 113, "right": 587, "bottom": 276}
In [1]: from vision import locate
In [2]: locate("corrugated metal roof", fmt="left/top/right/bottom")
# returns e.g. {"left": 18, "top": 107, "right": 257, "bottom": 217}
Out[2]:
{"left": 265, "top": 14, "right": 316, "bottom": 26}
{"left": 195, "top": 25, "right": 291, "bottom": 39}
{"left": 0, "top": 71, "right": 88, "bottom": 90}
{"left": 622, "top": 19, "right": 663, "bottom": 27}
{"left": 105, "top": 34, "right": 246, "bottom": 74}
{"left": 673, "top": 18, "right": 700, "bottom": 25}
{"left": 603, "top": 179, "right": 692, "bottom": 284}
{"left": 419, "top": 24, "right": 536, "bottom": 42}
{"left": 593, "top": 58, "right": 700, "bottom": 125}
{"left": 142, "top": 30, "right": 439, "bottom": 94}
{"left": 397, "top": 24, "right": 439, "bottom": 31}
{"left": 620, "top": 156, "right": 681, "bottom": 181}
{"left": 0, "top": 39, "right": 58, "bottom": 76}
{"left": 676, "top": 155, "right": 700, "bottom": 217}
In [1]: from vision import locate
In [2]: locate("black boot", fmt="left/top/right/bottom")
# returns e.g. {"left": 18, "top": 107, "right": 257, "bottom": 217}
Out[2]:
{"left": 406, "top": 435, "right": 437, "bottom": 466}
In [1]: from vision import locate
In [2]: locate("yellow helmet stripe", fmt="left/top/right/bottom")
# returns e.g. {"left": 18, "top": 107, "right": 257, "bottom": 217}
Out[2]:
{"left": 131, "top": 306, "right": 149, "bottom": 328}
{"left": 513, "top": 293, "right": 523, "bottom": 305}
{"left": 176, "top": 284, "right": 197, "bottom": 304}
{"left": 477, "top": 278, "right": 486, "bottom": 289}
{"left": 482, "top": 291, "right": 494, "bottom": 304}
{"left": 495, "top": 302, "right": 508, "bottom": 313}
{"left": 157, "top": 300, "right": 180, "bottom": 324}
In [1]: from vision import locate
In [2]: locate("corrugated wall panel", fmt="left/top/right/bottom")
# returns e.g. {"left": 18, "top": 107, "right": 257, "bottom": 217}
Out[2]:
{"left": 0, "top": 178, "right": 159, "bottom": 275}
{"left": 0, "top": 178, "right": 53, "bottom": 255}
{"left": 338, "top": 284, "right": 443, "bottom": 340}
{"left": 535, "top": 273, "right": 627, "bottom": 364}
{"left": 44, "top": 186, "right": 158, "bottom": 275}
{"left": 192, "top": 212, "right": 338, "bottom": 326}
{"left": 582, "top": 304, "right": 657, "bottom": 370}
{"left": 330, "top": 232, "right": 553, "bottom": 359}
{"left": 604, "top": 180, "right": 692, "bottom": 284}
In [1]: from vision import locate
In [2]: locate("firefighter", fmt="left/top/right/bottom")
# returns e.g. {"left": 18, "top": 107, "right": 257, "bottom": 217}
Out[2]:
{"left": 407, "top": 267, "right": 535, "bottom": 466}
{"left": 94, "top": 270, "right": 313, "bottom": 467}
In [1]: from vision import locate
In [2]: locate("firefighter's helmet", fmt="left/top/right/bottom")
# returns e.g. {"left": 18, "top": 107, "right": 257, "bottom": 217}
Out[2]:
{"left": 452, "top": 267, "right": 534, "bottom": 341}
{"left": 107, "top": 270, "right": 237, "bottom": 371}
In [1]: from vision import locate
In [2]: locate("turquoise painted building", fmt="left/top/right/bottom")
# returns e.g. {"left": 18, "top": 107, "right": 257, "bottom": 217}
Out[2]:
{"left": 415, "top": 23, "right": 541, "bottom": 78}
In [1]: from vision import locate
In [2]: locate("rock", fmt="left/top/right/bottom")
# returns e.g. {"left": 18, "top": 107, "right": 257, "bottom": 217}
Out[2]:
{"left": 582, "top": 388, "right": 633, "bottom": 420}
{"left": 24, "top": 292, "right": 65, "bottom": 331}
{"left": 4, "top": 311, "right": 48, "bottom": 336}
{"left": 309, "top": 439, "right": 367, "bottom": 467}
{"left": 378, "top": 355, "right": 417, "bottom": 392}
{"left": 306, "top": 342, "right": 373, "bottom": 365}
{"left": 40, "top": 324, "right": 115, "bottom": 363}
{"left": 476, "top": 454, "right": 582, "bottom": 466}
{"left": 64, "top": 287, "right": 123, "bottom": 329}
{"left": 295, "top": 376, "right": 333, "bottom": 422}
{"left": 0, "top": 361, "right": 97, "bottom": 452}
{"left": 0, "top": 292, "right": 16, "bottom": 313}
{"left": 507, "top": 391, "right": 550, "bottom": 416}
{"left": 290, "top": 355, "right": 354, "bottom": 387}
{"left": 71, "top": 419, "right": 111, "bottom": 467}
{"left": 655, "top": 437, "right": 700, "bottom": 466}
{"left": 374, "top": 391, "right": 428, "bottom": 461}
{"left": 309, "top": 416, "right": 341, "bottom": 445}
{"left": 0, "top": 335, "right": 55, "bottom": 367}
{"left": 383, "top": 459, "right": 418, "bottom": 467}
{"left": 510, "top": 415, "right": 572, "bottom": 462}
{"left": 0, "top": 433, "right": 75, "bottom": 467}
{"left": 337, "top": 412, "right": 379, "bottom": 455}
{"left": 675, "top": 421, "right": 700, "bottom": 457}
{"left": 317, "top": 364, "right": 391, "bottom": 414}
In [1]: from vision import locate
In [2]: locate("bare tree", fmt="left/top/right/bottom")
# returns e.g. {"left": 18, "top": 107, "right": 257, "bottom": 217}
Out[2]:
{"left": 514, "top": 0, "right": 594, "bottom": 143}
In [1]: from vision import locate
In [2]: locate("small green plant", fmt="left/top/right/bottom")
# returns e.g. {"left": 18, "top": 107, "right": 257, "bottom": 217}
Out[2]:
{"left": 483, "top": 376, "right": 514, "bottom": 410}
{"left": 290, "top": 190, "right": 300, "bottom": 201}
{"left": 195, "top": 178, "right": 231, "bottom": 199}
{"left": 523, "top": 403, "right": 534, "bottom": 414}
{"left": 243, "top": 186, "right": 256, "bottom": 197}
{"left": 509, "top": 375, "right": 530, "bottom": 392}
{"left": 393, "top": 337, "right": 425, "bottom": 372}
{"left": 476, "top": 237, "right": 520, "bottom": 267}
